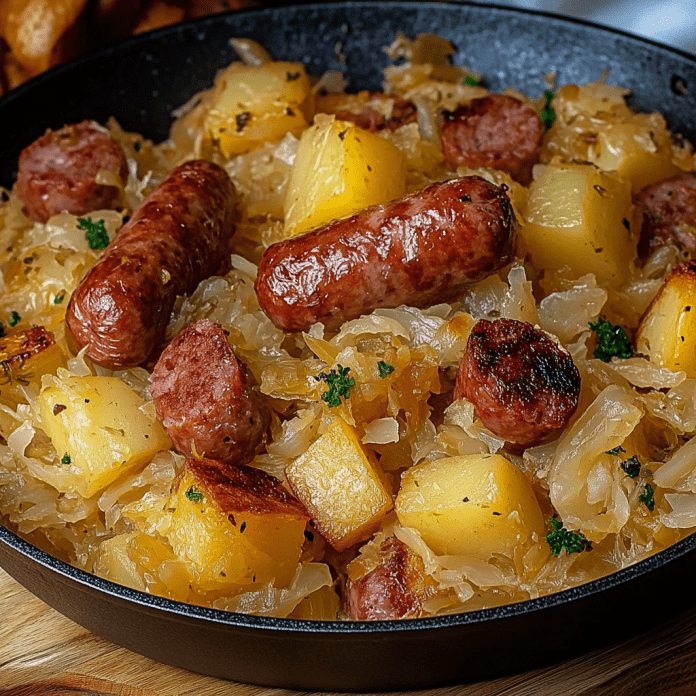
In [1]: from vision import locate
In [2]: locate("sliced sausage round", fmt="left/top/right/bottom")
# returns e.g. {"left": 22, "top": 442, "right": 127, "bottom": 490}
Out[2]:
{"left": 66, "top": 160, "right": 238, "bottom": 369}
{"left": 346, "top": 536, "right": 434, "bottom": 621}
{"left": 151, "top": 320, "right": 271, "bottom": 464}
{"left": 454, "top": 318, "right": 581, "bottom": 448}
{"left": 634, "top": 172, "right": 696, "bottom": 259}
{"left": 255, "top": 176, "right": 515, "bottom": 333}
{"left": 440, "top": 95, "right": 544, "bottom": 185}
{"left": 13, "top": 120, "right": 128, "bottom": 223}
{"left": 334, "top": 97, "right": 417, "bottom": 132}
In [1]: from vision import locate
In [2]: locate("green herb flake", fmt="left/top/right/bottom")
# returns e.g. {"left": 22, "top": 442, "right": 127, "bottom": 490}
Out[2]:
{"left": 78, "top": 217, "right": 110, "bottom": 250}
{"left": 639, "top": 483, "right": 655, "bottom": 511}
{"left": 540, "top": 89, "right": 556, "bottom": 130}
{"left": 185, "top": 486, "right": 204, "bottom": 503}
{"left": 377, "top": 361, "right": 395, "bottom": 379}
{"left": 546, "top": 517, "right": 592, "bottom": 556}
{"left": 463, "top": 75, "right": 479, "bottom": 87}
{"left": 315, "top": 364, "right": 355, "bottom": 408}
{"left": 54, "top": 292, "right": 65, "bottom": 304}
{"left": 61, "top": 453, "right": 71, "bottom": 465}
{"left": 8, "top": 311, "right": 20, "bottom": 327}
{"left": 620, "top": 455, "right": 641, "bottom": 478}
{"left": 589, "top": 317, "right": 634, "bottom": 362}
{"left": 606, "top": 445, "right": 626, "bottom": 456}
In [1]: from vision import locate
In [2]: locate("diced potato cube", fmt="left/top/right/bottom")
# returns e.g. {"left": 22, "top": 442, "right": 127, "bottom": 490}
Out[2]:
{"left": 395, "top": 453, "right": 544, "bottom": 559}
{"left": 286, "top": 417, "right": 393, "bottom": 551}
{"left": 0, "top": 327, "right": 65, "bottom": 410}
{"left": 636, "top": 262, "right": 696, "bottom": 377}
{"left": 519, "top": 163, "right": 636, "bottom": 286}
{"left": 206, "top": 61, "right": 312, "bottom": 157}
{"left": 284, "top": 114, "right": 407, "bottom": 237}
{"left": 164, "top": 460, "right": 309, "bottom": 591}
{"left": 37, "top": 375, "right": 171, "bottom": 498}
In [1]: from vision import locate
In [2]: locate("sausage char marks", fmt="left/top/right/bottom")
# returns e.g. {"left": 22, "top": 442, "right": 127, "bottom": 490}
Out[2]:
{"left": 346, "top": 536, "right": 436, "bottom": 621}
{"left": 151, "top": 320, "right": 271, "bottom": 464}
{"left": 13, "top": 120, "right": 128, "bottom": 223}
{"left": 66, "top": 160, "right": 238, "bottom": 370}
{"left": 255, "top": 176, "right": 515, "bottom": 333}
{"left": 440, "top": 94, "right": 544, "bottom": 185}
{"left": 454, "top": 318, "right": 581, "bottom": 449}
{"left": 634, "top": 172, "right": 696, "bottom": 259}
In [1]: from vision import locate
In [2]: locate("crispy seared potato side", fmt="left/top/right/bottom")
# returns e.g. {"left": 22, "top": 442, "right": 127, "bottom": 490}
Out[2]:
{"left": 164, "top": 460, "right": 309, "bottom": 592}
{"left": 286, "top": 417, "right": 394, "bottom": 552}
{"left": 395, "top": 453, "right": 545, "bottom": 559}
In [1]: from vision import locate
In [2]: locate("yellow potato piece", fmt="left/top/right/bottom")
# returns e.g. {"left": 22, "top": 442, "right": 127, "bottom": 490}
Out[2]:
{"left": 519, "top": 163, "right": 635, "bottom": 286}
{"left": 284, "top": 114, "right": 406, "bottom": 237}
{"left": 37, "top": 375, "right": 171, "bottom": 498}
{"left": 396, "top": 453, "right": 544, "bottom": 559}
{"left": 286, "top": 417, "right": 393, "bottom": 552}
{"left": 636, "top": 263, "right": 696, "bottom": 377}
{"left": 206, "top": 61, "right": 312, "bottom": 157}
{"left": 165, "top": 462, "right": 308, "bottom": 592}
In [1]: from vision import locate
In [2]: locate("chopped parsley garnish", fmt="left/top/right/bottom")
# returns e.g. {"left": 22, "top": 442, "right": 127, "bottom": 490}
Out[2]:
{"left": 78, "top": 217, "right": 110, "bottom": 250}
{"left": 185, "top": 486, "right": 204, "bottom": 503}
{"left": 54, "top": 292, "right": 65, "bottom": 304}
{"left": 606, "top": 445, "right": 626, "bottom": 456}
{"left": 639, "top": 483, "right": 655, "bottom": 511}
{"left": 546, "top": 517, "right": 592, "bottom": 556}
{"left": 620, "top": 455, "right": 641, "bottom": 478}
{"left": 61, "top": 453, "right": 71, "bottom": 465}
{"left": 377, "top": 361, "right": 395, "bottom": 378}
{"left": 589, "top": 318, "right": 634, "bottom": 362}
{"left": 315, "top": 364, "right": 355, "bottom": 408}
{"left": 464, "top": 75, "right": 479, "bottom": 87}
{"left": 540, "top": 89, "right": 556, "bottom": 130}
{"left": 8, "top": 311, "right": 20, "bottom": 327}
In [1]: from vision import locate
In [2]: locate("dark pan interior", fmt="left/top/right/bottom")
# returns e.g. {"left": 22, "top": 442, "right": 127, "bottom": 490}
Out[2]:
{"left": 2, "top": 1, "right": 696, "bottom": 690}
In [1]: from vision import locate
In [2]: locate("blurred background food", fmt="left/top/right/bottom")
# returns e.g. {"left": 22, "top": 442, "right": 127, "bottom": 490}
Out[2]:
{"left": 0, "top": 0, "right": 694, "bottom": 97}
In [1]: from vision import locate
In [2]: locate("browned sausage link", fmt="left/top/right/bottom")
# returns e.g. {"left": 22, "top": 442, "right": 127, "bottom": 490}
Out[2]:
{"left": 66, "top": 160, "right": 237, "bottom": 369}
{"left": 13, "top": 120, "right": 128, "bottom": 223}
{"left": 255, "top": 176, "right": 514, "bottom": 333}
{"left": 346, "top": 537, "right": 435, "bottom": 621}
{"left": 440, "top": 95, "right": 544, "bottom": 185}
{"left": 335, "top": 98, "right": 417, "bottom": 133}
{"left": 151, "top": 319, "right": 271, "bottom": 464}
{"left": 454, "top": 318, "right": 581, "bottom": 449}
{"left": 634, "top": 172, "right": 696, "bottom": 259}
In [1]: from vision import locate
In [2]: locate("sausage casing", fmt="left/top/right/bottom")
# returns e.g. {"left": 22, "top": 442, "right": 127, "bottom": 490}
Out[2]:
{"left": 66, "top": 160, "right": 238, "bottom": 369}
{"left": 255, "top": 176, "right": 514, "bottom": 333}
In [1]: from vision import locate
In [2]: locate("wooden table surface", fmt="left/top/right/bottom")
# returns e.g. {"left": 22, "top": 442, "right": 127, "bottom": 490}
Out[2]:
{"left": 2, "top": 567, "right": 696, "bottom": 696}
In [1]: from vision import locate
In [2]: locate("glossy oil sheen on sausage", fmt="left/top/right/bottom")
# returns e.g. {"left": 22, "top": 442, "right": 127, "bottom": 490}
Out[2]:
{"left": 66, "top": 160, "right": 237, "bottom": 369}
{"left": 255, "top": 176, "right": 514, "bottom": 333}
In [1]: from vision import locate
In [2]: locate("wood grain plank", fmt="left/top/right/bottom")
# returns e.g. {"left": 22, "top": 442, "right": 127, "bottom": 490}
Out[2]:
{"left": 4, "top": 565, "right": 696, "bottom": 695}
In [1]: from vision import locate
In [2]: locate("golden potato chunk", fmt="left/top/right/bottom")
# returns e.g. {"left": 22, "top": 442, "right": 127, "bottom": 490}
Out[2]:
{"left": 395, "top": 453, "right": 544, "bottom": 559}
{"left": 636, "top": 262, "right": 696, "bottom": 377}
{"left": 164, "top": 460, "right": 309, "bottom": 592}
{"left": 519, "top": 163, "right": 635, "bottom": 286}
{"left": 37, "top": 375, "right": 171, "bottom": 498}
{"left": 0, "top": 326, "right": 64, "bottom": 409}
{"left": 284, "top": 114, "right": 407, "bottom": 237}
{"left": 206, "top": 61, "right": 312, "bottom": 157}
{"left": 286, "top": 418, "right": 393, "bottom": 552}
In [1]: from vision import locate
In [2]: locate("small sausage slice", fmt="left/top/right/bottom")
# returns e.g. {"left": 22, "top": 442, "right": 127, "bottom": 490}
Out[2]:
{"left": 151, "top": 320, "right": 271, "bottom": 464}
{"left": 13, "top": 120, "right": 128, "bottom": 223}
{"left": 346, "top": 536, "right": 435, "bottom": 621}
{"left": 255, "top": 176, "right": 514, "bottom": 333}
{"left": 634, "top": 172, "right": 696, "bottom": 259}
{"left": 440, "top": 95, "right": 544, "bottom": 185}
{"left": 454, "top": 318, "right": 581, "bottom": 448}
{"left": 334, "top": 97, "right": 417, "bottom": 132}
{"left": 66, "top": 160, "right": 237, "bottom": 369}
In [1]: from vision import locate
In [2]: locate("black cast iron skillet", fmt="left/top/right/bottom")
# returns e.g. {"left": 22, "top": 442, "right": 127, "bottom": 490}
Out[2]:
{"left": 1, "top": 1, "right": 696, "bottom": 690}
